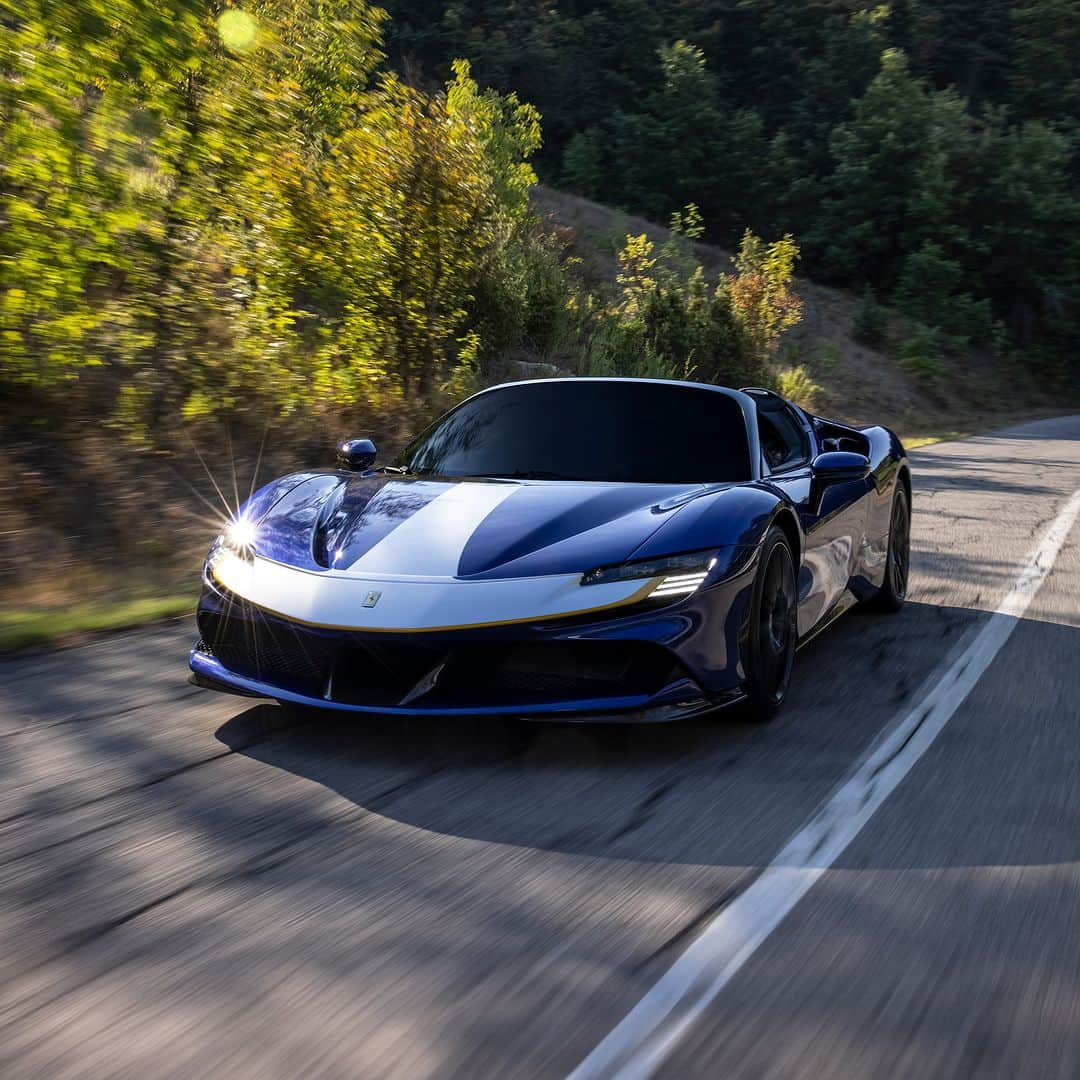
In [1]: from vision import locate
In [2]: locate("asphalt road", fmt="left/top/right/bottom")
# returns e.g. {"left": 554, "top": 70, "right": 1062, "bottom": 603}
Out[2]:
{"left": 3, "top": 415, "right": 1080, "bottom": 1079}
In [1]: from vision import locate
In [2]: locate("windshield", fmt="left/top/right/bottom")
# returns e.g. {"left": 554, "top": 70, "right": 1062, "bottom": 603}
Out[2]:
{"left": 397, "top": 381, "right": 752, "bottom": 483}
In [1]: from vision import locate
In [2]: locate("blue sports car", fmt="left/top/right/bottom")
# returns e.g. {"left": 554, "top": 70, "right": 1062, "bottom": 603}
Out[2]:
{"left": 190, "top": 378, "right": 910, "bottom": 721}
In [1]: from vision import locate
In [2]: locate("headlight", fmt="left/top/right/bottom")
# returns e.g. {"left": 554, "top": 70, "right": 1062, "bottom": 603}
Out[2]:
{"left": 581, "top": 551, "right": 719, "bottom": 597}
{"left": 206, "top": 516, "right": 257, "bottom": 583}
{"left": 223, "top": 516, "right": 258, "bottom": 555}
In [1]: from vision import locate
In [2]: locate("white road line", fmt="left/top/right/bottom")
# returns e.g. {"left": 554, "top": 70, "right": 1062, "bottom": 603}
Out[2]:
{"left": 571, "top": 486, "right": 1080, "bottom": 1080}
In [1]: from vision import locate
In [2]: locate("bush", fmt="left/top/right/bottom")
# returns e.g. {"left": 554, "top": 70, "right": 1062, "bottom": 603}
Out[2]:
{"left": 579, "top": 316, "right": 689, "bottom": 380}
{"left": 775, "top": 364, "right": 823, "bottom": 409}
{"left": 898, "top": 326, "right": 947, "bottom": 385}
{"left": 581, "top": 230, "right": 802, "bottom": 388}
{"left": 815, "top": 340, "right": 843, "bottom": 374}
{"left": 729, "top": 230, "right": 804, "bottom": 362}
{"left": 893, "top": 242, "right": 993, "bottom": 344}
{"left": 471, "top": 219, "right": 581, "bottom": 365}
{"left": 853, "top": 286, "right": 888, "bottom": 347}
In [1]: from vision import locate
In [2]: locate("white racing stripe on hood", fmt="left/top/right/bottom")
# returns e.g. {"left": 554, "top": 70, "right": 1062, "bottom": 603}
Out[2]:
{"left": 346, "top": 481, "right": 519, "bottom": 577}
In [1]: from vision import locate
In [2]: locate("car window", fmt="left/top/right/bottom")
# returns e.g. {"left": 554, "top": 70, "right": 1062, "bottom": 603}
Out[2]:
{"left": 757, "top": 402, "right": 810, "bottom": 473}
{"left": 397, "top": 381, "right": 753, "bottom": 483}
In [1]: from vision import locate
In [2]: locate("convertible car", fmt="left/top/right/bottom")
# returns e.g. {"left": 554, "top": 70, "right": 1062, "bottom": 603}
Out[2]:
{"left": 190, "top": 378, "right": 910, "bottom": 721}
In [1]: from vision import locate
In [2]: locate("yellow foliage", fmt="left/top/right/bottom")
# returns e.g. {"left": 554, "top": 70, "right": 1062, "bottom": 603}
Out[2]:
{"left": 775, "top": 364, "right": 822, "bottom": 409}
{"left": 730, "top": 231, "right": 803, "bottom": 361}
{"left": 615, "top": 234, "right": 658, "bottom": 312}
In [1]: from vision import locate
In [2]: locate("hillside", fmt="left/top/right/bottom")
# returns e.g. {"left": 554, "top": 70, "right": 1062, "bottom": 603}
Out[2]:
{"left": 532, "top": 187, "right": 1057, "bottom": 434}
{"left": 385, "top": 0, "right": 1080, "bottom": 379}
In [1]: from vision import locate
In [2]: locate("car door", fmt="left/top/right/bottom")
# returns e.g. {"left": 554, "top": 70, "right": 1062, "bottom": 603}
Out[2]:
{"left": 753, "top": 397, "right": 868, "bottom": 637}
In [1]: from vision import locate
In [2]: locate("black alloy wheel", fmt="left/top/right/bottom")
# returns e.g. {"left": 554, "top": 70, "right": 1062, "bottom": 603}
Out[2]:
{"left": 743, "top": 526, "right": 798, "bottom": 720}
{"left": 865, "top": 486, "right": 910, "bottom": 613}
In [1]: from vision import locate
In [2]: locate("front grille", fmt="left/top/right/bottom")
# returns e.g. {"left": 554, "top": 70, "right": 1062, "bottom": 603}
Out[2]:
{"left": 214, "top": 638, "right": 327, "bottom": 683}
{"left": 426, "top": 640, "right": 679, "bottom": 707}
{"left": 331, "top": 640, "right": 447, "bottom": 706}
{"left": 197, "top": 610, "right": 336, "bottom": 696}
{"left": 199, "top": 604, "right": 683, "bottom": 710}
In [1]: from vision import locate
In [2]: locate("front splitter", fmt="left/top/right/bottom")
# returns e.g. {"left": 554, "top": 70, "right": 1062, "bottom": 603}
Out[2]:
{"left": 188, "top": 649, "right": 742, "bottom": 723}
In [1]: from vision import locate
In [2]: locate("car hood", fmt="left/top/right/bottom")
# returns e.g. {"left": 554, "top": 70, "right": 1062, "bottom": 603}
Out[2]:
{"left": 240, "top": 471, "right": 762, "bottom": 580}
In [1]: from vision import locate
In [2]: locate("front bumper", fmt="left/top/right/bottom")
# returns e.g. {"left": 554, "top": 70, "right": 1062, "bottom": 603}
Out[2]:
{"left": 189, "top": 560, "right": 757, "bottom": 721}
{"left": 188, "top": 654, "right": 741, "bottom": 722}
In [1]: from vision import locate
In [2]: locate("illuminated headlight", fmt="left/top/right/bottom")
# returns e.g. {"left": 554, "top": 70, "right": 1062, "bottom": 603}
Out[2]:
{"left": 206, "top": 516, "right": 257, "bottom": 583}
{"left": 581, "top": 551, "right": 719, "bottom": 597}
{"left": 223, "top": 516, "right": 258, "bottom": 555}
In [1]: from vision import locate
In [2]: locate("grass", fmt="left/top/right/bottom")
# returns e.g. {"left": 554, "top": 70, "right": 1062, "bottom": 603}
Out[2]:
{"left": 900, "top": 431, "right": 968, "bottom": 450}
{"left": 0, "top": 593, "right": 194, "bottom": 653}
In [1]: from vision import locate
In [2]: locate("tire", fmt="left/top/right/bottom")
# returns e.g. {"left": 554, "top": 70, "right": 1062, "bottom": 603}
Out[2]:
{"left": 742, "top": 526, "right": 798, "bottom": 720}
{"left": 863, "top": 486, "right": 910, "bottom": 613}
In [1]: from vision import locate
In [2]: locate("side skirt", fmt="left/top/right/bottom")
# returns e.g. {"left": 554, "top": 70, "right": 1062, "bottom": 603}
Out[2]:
{"left": 795, "top": 590, "right": 860, "bottom": 652}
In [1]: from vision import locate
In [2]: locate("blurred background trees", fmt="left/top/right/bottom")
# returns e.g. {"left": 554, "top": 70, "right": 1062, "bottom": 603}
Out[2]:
{"left": 0, "top": 0, "right": 540, "bottom": 431}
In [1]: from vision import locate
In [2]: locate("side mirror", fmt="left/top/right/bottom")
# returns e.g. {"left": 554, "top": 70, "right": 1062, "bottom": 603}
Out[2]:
{"left": 811, "top": 450, "right": 870, "bottom": 484}
{"left": 337, "top": 438, "right": 377, "bottom": 471}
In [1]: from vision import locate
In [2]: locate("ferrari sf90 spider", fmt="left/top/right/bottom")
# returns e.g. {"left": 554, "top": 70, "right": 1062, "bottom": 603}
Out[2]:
{"left": 190, "top": 378, "right": 910, "bottom": 720}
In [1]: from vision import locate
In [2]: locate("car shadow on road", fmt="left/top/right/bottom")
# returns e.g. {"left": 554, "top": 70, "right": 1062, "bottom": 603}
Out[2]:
{"left": 214, "top": 599, "right": 1080, "bottom": 870}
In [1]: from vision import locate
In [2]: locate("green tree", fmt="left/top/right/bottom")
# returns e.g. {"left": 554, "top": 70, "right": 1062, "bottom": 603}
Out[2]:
{"left": 312, "top": 61, "right": 541, "bottom": 397}
{"left": 853, "top": 286, "right": 888, "bottom": 348}
{"left": 561, "top": 129, "right": 604, "bottom": 198}
{"left": 0, "top": 0, "right": 544, "bottom": 422}
{"left": 1011, "top": 0, "right": 1080, "bottom": 125}
{"left": 811, "top": 50, "right": 971, "bottom": 287}
{"left": 893, "top": 241, "right": 992, "bottom": 343}
{"left": 905, "top": 0, "right": 1016, "bottom": 104}
{"left": 969, "top": 116, "right": 1080, "bottom": 345}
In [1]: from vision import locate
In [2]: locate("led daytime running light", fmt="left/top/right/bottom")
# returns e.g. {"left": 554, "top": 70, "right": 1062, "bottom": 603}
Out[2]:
{"left": 581, "top": 552, "right": 718, "bottom": 592}
{"left": 651, "top": 571, "right": 710, "bottom": 597}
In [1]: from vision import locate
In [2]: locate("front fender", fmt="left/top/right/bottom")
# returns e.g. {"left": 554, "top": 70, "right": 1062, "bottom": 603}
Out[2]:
{"left": 862, "top": 426, "right": 908, "bottom": 544}
{"left": 628, "top": 483, "right": 799, "bottom": 562}
{"left": 236, "top": 472, "right": 331, "bottom": 530}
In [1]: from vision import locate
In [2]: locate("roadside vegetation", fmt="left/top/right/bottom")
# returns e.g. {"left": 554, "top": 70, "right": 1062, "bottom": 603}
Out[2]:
{"left": 0, "top": 594, "right": 194, "bottom": 653}
{"left": 1, "top": 0, "right": 1076, "bottom": 645}
{"left": 387, "top": 0, "right": 1080, "bottom": 385}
